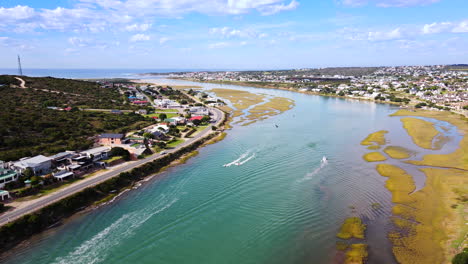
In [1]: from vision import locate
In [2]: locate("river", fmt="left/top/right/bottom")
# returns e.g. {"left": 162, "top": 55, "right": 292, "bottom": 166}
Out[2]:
{"left": 1, "top": 78, "right": 462, "bottom": 264}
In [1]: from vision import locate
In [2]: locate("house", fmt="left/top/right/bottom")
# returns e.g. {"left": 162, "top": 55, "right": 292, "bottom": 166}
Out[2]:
{"left": 98, "top": 133, "right": 126, "bottom": 145}
{"left": 53, "top": 170, "right": 74, "bottom": 181}
{"left": 190, "top": 116, "right": 203, "bottom": 121}
{"left": 132, "top": 100, "right": 149, "bottom": 105}
{"left": 189, "top": 107, "right": 209, "bottom": 115}
{"left": 152, "top": 124, "right": 169, "bottom": 134}
{"left": 137, "top": 109, "right": 148, "bottom": 115}
{"left": 0, "top": 190, "right": 10, "bottom": 201}
{"left": 48, "top": 151, "right": 76, "bottom": 167}
{"left": 11, "top": 155, "right": 52, "bottom": 176}
{"left": 81, "top": 146, "right": 111, "bottom": 162}
{"left": 0, "top": 161, "right": 19, "bottom": 188}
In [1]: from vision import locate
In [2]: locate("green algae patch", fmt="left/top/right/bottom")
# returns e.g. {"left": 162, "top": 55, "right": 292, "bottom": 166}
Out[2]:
{"left": 383, "top": 146, "right": 412, "bottom": 159}
{"left": 337, "top": 217, "right": 366, "bottom": 240}
{"left": 345, "top": 244, "right": 368, "bottom": 264}
{"left": 361, "top": 130, "right": 388, "bottom": 146}
{"left": 400, "top": 117, "right": 440, "bottom": 149}
{"left": 363, "top": 152, "right": 387, "bottom": 162}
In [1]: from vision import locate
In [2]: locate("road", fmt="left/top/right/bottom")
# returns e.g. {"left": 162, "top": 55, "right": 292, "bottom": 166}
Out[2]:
{"left": 0, "top": 107, "right": 224, "bottom": 226}
{"left": 14, "top": 77, "right": 26, "bottom": 88}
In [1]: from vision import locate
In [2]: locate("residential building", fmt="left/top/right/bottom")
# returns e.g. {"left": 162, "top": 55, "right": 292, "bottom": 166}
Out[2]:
{"left": 0, "top": 161, "right": 19, "bottom": 188}
{"left": 11, "top": 155, "right": 52, "bottom": 176}
{"left": 98, "top": 133, "right": 126, "bottom": 145}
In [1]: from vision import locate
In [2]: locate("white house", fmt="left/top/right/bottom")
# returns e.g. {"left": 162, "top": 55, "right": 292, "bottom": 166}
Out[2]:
{"left": 81, "top": 146, "right": 111, "bottom": 162}
{"left": 0, "top": 161, "right": 19, "bottom": 188}
{"left": 11, "top": 155, "right": 52, "bottom": 175}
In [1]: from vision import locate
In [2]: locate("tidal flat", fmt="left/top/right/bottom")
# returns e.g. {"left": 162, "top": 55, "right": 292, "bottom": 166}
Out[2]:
{"left": 367, "top": 109, "right": 468, "bottom": 264}
{"left": 209, "top": 88, "right": 295, "bottom": 126}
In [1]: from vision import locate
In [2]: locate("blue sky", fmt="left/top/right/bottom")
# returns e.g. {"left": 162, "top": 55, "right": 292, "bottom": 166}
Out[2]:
{"left": 0, "top": 0, "right": 467, "bottom": 69}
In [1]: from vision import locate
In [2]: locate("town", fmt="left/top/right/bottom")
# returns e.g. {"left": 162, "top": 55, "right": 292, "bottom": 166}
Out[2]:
{"left": 0, "top": 79, "right": 224, "bottom": 207}
{"left": 167, "top": 65, "right": 468, "bottom": 115}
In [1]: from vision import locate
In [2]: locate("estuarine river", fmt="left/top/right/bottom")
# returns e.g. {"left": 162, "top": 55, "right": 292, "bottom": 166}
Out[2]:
{"left": 2, "top": 78, "right": 462, "bottom": 264}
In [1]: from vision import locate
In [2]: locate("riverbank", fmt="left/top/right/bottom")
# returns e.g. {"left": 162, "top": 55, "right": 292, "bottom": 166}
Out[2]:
{"left": 361, "top": 109, "right": 468, "bottom": 263}
{"left": 170, "top": 77, "right": 410, "bottom": 107}
{"left": 0, "top": 105, "right": 227, "bottom": 255}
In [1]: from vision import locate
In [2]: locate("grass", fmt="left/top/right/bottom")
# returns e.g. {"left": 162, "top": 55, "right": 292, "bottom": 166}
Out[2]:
{"left": 400, "top": 117, "right": 440, "bottom": 150}
{"left": 210, "top": 88, "right": 295, "bottom": 126}
{"left": 360, "top": 130, "right": 388, "bottom": 146}
{"left": 144, "top": 113, "right": 179, "bottom": 119}
{"left": 345, "top": 244, "right": 368, "bottom": 264}
{"left": 376, "top": 162, "right": 468, "bottom": 263}
{"left": 363, "top": 152, "right": 387, "bottom": 162}
{"left": 336, "top": 217, "right": 366, "bottom": 240}
{"left": 153, "top": 109, "right": 180, "bottom": 112}
{"left": 102, "top": 156, "right": 123, "bottom": 163}
{"left": 391, "top": 110, "right": 468, "bottom": 171}
{"left": 383, "top": 146, "right": 412, "bottom": 159}
{"left": 166, "top": 139, "right": 184, "bottom": 148}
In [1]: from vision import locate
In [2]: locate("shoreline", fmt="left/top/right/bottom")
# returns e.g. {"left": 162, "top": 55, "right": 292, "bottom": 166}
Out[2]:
{"left": 0, "top": 104, "right": 228, "bottom": 255}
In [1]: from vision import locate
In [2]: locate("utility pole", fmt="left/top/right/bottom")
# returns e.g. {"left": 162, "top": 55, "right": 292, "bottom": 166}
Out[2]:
{"left": 17, "top": 55, "right": 23, "bottom": 76}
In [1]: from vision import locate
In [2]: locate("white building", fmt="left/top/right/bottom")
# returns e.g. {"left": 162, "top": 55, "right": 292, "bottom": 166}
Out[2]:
{"left": 11, "top": 155, "right": 52, "bottom": 176}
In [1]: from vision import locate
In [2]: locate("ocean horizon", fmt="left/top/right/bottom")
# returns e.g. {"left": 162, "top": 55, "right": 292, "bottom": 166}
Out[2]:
{"left": 0, "top": 68, "right": 232, "bottom": 79}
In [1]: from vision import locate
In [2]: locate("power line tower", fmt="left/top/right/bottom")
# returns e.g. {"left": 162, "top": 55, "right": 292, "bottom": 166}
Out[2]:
{"left": 17, "top": 55, "right": 23, "bottom": 76}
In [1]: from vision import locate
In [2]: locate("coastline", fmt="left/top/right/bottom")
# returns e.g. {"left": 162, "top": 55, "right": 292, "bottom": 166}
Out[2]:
{"left": 169, "top": 77, "right": 409, "bottom": 107}
{"left": 0, "top": 108, "right": 228, "bottom": 255}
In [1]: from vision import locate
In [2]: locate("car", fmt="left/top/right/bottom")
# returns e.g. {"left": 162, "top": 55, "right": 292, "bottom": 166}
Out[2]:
{"left": 160, "top": 151, "right": 167, "bottom": 155}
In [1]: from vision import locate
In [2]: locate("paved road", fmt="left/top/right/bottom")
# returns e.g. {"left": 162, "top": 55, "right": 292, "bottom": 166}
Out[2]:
{"left": 0, "top": 107, "right": 224, "bottom": 226}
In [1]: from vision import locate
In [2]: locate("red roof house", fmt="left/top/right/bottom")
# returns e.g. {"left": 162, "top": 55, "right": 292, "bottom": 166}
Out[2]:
{"left": 189, "top": 116, "right": 203, "bottom": 121}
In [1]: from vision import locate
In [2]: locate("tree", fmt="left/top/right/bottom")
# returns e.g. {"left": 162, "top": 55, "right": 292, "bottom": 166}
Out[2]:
{"left": 452, "top": 248, "right": 468, "bottom": 264}
{"left": 156, "top": 141, "right": 167, "bottom": 148}
{"left": 159, "top": 113, "right": 167, "bottom": 120}
{"left": 212, "top": 125, "right": 218, "bottom": 131}
{"left": 30, "top": 175, "right": 41, "bottom": 186}
{"left": 23, "top": 167, "right": 34, "bottom": 178}
{"left": 192, "top": 119, "right": 201, "bottom": 126}
{"left": 110, "top": 147, "right": 131, "bottom": 161}
{"left": 201, "top": 115, "right": 211, "bottom": 123}
{"left": 143, "top": 132, "right": 154, "bottom": 139}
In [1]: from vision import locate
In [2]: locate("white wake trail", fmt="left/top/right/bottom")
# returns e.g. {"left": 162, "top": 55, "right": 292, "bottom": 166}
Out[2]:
{"left": 236, "top": 154, "right": 255, "bottom": 166}
{"left": 223, "top": 151, "right": 249, "bottom": 167}
{"left": 298, "top": 157, "right": 328, "bottom": 183}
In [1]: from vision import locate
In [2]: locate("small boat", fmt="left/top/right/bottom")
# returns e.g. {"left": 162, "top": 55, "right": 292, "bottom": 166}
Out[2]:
{"left": 322, "top": 156, "right": 327, "bottom": 163}
{"left": 235, "top": 162, "right": 241, "bottom": 166}
{"left": 275, "top": 124, "right": 279, "bottom": 128}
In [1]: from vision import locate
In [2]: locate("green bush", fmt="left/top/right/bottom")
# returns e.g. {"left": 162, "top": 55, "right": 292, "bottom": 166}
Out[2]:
{"left": 452, "top": 248, "right": 468, "bottom": 264}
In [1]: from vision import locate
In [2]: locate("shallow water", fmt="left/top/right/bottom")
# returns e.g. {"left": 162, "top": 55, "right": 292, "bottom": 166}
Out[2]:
{"left": 2, "top": 79, "right": 462, "bottom": 264}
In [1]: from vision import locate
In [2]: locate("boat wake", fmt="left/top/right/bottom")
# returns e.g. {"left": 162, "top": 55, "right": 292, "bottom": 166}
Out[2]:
{"left": 52, "top": 197, "right": 178, "bottom": 264}
{"left": 298, "top": 156, "right": 328, "bottom": 183}
{"left": 236, "top": 154, "right": 255, "bottom": 166}
{"left": 223, "top": 151, "right": 249, "bottom": 167}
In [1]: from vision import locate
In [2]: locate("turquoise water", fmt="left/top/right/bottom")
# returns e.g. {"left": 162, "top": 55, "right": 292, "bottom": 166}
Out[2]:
{"left": 2, "top": 79, "right": 461, "bottom": 264}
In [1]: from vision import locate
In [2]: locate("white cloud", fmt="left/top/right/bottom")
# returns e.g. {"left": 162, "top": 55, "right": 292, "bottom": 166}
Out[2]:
{"left": 209, "top": 26, "right": 267, "bottom": 38}
{"left": 125, "top": 23, "right": 151, "bottom": 32}
{"left": 68, "top": 37, "right": 92, "bottom": 47}
{"left": 257, "top": 0, "right": 299, "bottom": 15}
{"left": 368, "top": 28, "right": 402, "bottom": 41}
{"left": 208, "top": 42, "right": 230, "bottom": 49}
{"left": 452, "top": 20, "right": 468, "bottom": 33}
{"left": 159, "top": 37, "right": 170, "bottom": 44}
{"left": 0, "top": 5, "right": 35, "bottom": 21}
{"left": 422, "top": 22, "right": 452, "bottom": 34}
{"left": 421, "top": 20, "right": 468, "bottom": 34}
{"left": 130, "top": 33, "right": 151, "bottom": 42}
{"left": 342, "top": 0, "right": 440, "bottom": 7}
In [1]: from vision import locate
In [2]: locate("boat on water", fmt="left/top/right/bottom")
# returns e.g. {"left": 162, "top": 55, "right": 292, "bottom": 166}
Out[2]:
{"left": 322, "top": 156, "right": 327, "bottom": 163}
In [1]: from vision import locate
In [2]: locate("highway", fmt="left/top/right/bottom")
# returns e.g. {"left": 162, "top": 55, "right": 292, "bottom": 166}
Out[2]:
{"left": 0, "top": 107, "right": 224, "bottom": 226}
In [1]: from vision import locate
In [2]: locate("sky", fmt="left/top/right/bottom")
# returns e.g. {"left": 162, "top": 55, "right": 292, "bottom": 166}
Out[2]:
{"left": 0, "top": 0, "right": 467, "bottom": 69}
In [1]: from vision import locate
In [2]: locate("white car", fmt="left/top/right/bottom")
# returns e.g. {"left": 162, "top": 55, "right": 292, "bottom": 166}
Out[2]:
{"left": 160, "top": 151, "right": 167, "bottom": 155}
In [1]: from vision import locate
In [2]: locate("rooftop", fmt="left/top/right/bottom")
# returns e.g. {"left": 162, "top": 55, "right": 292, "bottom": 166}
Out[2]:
{"left": 14, "top": 155, "right": 52, "bottom": 167}
{"left": 99, "top": 133, "right": 124, "bottom": 139}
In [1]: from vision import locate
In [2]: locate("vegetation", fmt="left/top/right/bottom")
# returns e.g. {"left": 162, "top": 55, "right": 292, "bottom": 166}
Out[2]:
{"left": 336, "top": 217, "right": 366, "bottom": 239}
{"left": 109, "top": 147, "right": 131, "bottom": 161}
{"left": 452, "top": 248, "right": 468, "bottom": 264}
{"left": 0, "top": 131, "right": 222, "bottom": 253}
{"left": 0, "top": 76, "right": 153, "bottom": 161}
{"left": 383, "top": 146, "right": 412, "bottom": 159}
{"left": 363, "top": 152, "right": 387, "bottom": 162}
{"left": 345, "top": 244, "right": 368, "bottom": 264}
{"left": 360, "top": 130, "right": 388, "bottom": 146}
{"left": 400, "top": 117, "right": 440, "bottom": 150}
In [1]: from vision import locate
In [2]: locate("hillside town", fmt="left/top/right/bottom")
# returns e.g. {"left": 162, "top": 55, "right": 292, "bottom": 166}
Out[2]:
{"left": 169, "top": 65, "right": 468, "bottom": 113}
{"left": 0, "top": 81, "right": 222, "bottom": 202}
